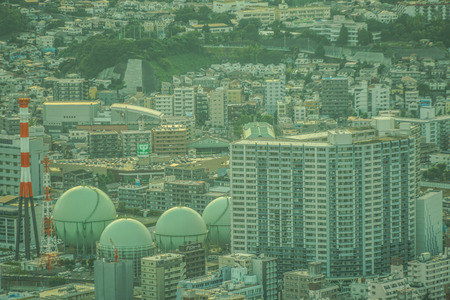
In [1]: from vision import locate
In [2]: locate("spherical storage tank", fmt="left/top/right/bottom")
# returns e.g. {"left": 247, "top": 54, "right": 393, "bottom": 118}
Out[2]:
{"left": 202, "top": 197, "right": 231, "bottom": 248}
{"left": 98, "top": 218, "right": 154, "bottom": 280}
{"left": 155, "top": 206, "right": 207, "bottom": 251}
{"left": 53, "top": 186, "right": 116, "bottom": 254}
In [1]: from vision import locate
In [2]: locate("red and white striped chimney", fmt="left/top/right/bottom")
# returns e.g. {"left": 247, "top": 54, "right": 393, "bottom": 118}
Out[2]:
{"left": 18, "top": 98, "right": 33, "bottom": 198}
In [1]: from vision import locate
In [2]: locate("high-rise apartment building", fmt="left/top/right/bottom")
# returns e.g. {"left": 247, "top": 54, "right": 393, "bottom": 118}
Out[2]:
{"left": 174, "top": 87, "right": 195, "bottom": 117}
{"left": 320, "top": 77, "right": 349, "bottom": 118}
{"left": 265, "top": 79, "right": 285, "bottom": 116}
{"left": 141, "top": 253, "right": 186, "bottom": 300}
{"left": 230, "top": 119, "right": 418, "bottom": 278}
{"left": 416, "top": 191, "right": 443, "bottom": 256}
{"left": 209, "top": 87, "right": 227, "bottom": 128}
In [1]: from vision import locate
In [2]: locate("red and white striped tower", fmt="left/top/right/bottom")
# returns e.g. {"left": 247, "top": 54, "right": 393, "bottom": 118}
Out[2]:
{"left": 38, "top": 155, "right": 60, "bottom": 270}
{"left": 15, "top": 98, "right": 40, "bottom": 260}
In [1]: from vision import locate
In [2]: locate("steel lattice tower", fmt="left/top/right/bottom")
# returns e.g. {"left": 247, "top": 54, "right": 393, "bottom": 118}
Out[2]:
{"left": 38, "top": 155, "right": 60, "bottom": 270}
{"left": 15, "top": 98, "right": 40, "bottom": 260}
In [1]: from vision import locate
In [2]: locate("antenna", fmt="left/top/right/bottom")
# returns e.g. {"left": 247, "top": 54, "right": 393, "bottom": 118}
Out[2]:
{"left": 38, "top": 155, "right": 61, "bottom": 271}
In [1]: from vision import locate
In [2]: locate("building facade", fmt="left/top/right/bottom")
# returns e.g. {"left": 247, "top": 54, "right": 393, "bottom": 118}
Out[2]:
{"left": 230, "top": 121, "right": 417, "bottom": 278}
{"left": 416, "top": 191, "right": 443, "bottom": 256}
{"left": 88, "top": 131, "right": 121, "bottom": 158}
{"left": 141, "top": 253, "right": 186, "bottom": 300}
{"left": 320, "top": 77, "right": 349, "bottom": 118}
{"left": 152, "top": 125, "right": 187, "bottom": 156}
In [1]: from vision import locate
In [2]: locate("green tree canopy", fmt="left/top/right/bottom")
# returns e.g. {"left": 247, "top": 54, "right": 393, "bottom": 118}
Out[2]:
{"left": 0, "top": 6, "right": 27, "bottom": 37}
{"left": 357, "top": 29, "right": 373, "bottom": 46}
{"left": 336, "top": 25, "right": 348, "bottom": 46}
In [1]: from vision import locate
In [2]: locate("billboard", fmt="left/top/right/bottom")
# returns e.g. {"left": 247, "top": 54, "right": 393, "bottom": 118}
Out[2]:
{"left": 137, "top": 143, "right": 150, "bottom": 157}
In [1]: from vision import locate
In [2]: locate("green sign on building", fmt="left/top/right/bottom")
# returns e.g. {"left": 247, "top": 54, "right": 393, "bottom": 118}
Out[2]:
{"left": 137, "top": 143, "right": 150, "bottom": 157}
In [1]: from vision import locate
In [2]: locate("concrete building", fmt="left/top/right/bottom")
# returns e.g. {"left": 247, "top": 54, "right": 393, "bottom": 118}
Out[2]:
{"left": 354, "top": 80, "right": 369, "bottom": 115}
{"left": 209, "top": 87, "right": 227, "bottom": 128}
{"left": 0, "top": 134, "right": 48, "bottom": 197}
{"left": 178, "top": 242, "right": 206, "bottom": 279}
{"left": 0, "top": 204, "right": 42, "bottom": 250}
{"left": 227, "top": 89, "right": 243, "bottom": 104}
{"left": 320, "top": 77, "right": 349, "bottom": 118}
{"left": 43, "top": 101, "right": 100, "bottom": 133}
{"left": 370, "top": 84, "right": 390, "bottom": 117}
{"left": 395, "top": 108, "right": 450, "bottom": 151}
{"left": 53, "top": 78, "right": 89, "bottom": 101}
{"left": 152, "top": 125, "right": 187, "bottom": 156}
{"left": 152, "top": 94, "right": 174, "bottom": 116}
{"left": 0, "top": 114, "right": 20, "bottom": 135}
{"left": 88, "top": 131, "right": 121, "bottom": 158}
{"left": 230, "top": 120, "right": 418, "bottom": 278}
{"left": 174, "top": 87, "right": 196, "bottom": 117}
{"left": 311, "top": 15, "right": 367, "bottom": 45}
{"left": 146, "top": 180, "right": 226, "bottom": 213}
{"left": 141, "top": 253, "right": 186, "bottom": 300}
{"left": 62, "top": 169, "right": 94, "bottom": 191}
{"left": 219, "top": 253, "right": 278, "bottom": 300}
{"left": 283, "top": 262, "right": 339, "bottom": 300}
{"left": 367, "top": 273, "right": 422, "bottom": 299}
{"left": 164, "top": 166, "right": 208, "bottom": 181}
{"left": 119, "top": 184, "right": 147, "bottom": 208}
{"left": 120, "top": 130, "right": 152, "bottom": 157}
{"left": 265, "top": 79, "right": 285, "bottom": 116}
{"left": 416, "top": 191, "right": 443, "bottom": 256}
{"left": 94, "top": 260, "right": 133, "bottom": 300}
{"left": 39, "top": 284, "right": 95, "bottom": 299}
{"left": 408, "top": 246, "right": 450, "bottom": 300}
{"left": 397, "top": 0, "right": 450, "bottom": 21}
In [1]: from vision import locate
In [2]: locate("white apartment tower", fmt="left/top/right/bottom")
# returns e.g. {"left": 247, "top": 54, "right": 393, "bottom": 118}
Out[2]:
{"left": 230, "top": 119, "right": 418, "bottom": 278}
{"left": 265, "top": 79, "right": 285, "bottom": 116}
{"left": 174, "top": 87, "right": 195, "bottom": 117}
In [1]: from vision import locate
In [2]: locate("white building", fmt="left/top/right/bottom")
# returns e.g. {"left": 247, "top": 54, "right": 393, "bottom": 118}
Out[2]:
{"left": 174, "top": 87, "right": 195, "bottom": 118}
{"left": 354, "top": 80, "right": 369, "bottom": 115}
{"left": 120, "top": 130, "right": 153, "bottom": 157}
{"left": 429, "top": 153, "right": 450, "bottom": 166}
{"left": 293, "top": 105, "right": 307, "bottom": 122}
{"left": 152, "top": 94, "right": 174, "bottom": 116}
{"left": 265, "top": 79, "right": 285, "bottom": 116}
{"left": 311, "top": 15, "right": 367, "bottom": 45}
{"left": 370, "top": 84, "right": 390, "bottom": 116}
{"left": 230, "top": 119, "right": 418, "bottom": 278}
{"left": 408, "top": 247, "right": 450, "bottom": 300}
{"left": 397, "top": 0, "right": 450, "bottom": 21}
{"left": 416, "top": 191, "right": 443, "bottom": 256}
{"left": 395, "top": 108, "right": 450, "bottom": 151}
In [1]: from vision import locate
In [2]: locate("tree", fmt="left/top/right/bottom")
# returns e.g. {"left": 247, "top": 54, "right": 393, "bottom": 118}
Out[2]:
{"left": 0, "top": 6, "right": 27, "bottom": 37}
{"left": 357, "top": 29, "right": 373, "bottom": 46}
{"left": 336, "top": 25, "right": 348, "bottom": 46}
{"left": 314, "top": 44, "right": 325, "bottom": 58}
{"left": 198, "top": 6, "right": 212, "bottom": 22}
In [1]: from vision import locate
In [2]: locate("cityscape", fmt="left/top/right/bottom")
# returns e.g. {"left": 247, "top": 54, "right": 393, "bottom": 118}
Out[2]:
{"left": 0, "top": 0, "right": 450, "bottom": 298}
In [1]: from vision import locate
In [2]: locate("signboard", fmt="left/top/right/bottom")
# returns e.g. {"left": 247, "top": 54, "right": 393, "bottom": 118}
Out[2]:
{"left": 137, "top": 143, "right": 150, "bottom": 157}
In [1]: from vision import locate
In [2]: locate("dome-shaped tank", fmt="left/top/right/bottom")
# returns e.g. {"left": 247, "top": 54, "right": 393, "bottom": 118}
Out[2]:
{"left": 202, "top": 197, "right": 231, "bottom": 248}
{"left": 53, "top": 186, "right": 116, "bottom": 254}
{"left": 98, "top": 218, "right": 154, "bottom": 280}
{"left": 155, "top": 206, "right": 207, "bottom": 251}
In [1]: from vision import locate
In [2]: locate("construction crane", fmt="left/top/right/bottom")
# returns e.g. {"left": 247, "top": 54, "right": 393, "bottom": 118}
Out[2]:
{"left": 110, "top": 238, "right": 119, "bottom": 263}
